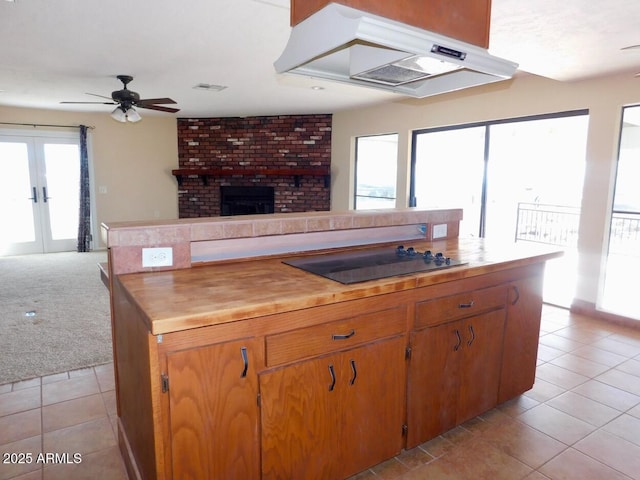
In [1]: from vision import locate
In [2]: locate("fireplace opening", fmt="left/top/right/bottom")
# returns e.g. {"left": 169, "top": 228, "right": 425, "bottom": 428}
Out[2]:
{"left": 220, "top": 186, "right": 275, "bottom": 216}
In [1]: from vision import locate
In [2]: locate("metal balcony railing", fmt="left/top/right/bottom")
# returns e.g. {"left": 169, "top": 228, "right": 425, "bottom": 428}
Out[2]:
{"left": 515, "top": 203, "right": 581, "bottom": 248}
{"left": 515, "top": 203, "right": 640, "bottom": 255}
{"left": 609, "top": 211, "right": 640, "bottom": 255}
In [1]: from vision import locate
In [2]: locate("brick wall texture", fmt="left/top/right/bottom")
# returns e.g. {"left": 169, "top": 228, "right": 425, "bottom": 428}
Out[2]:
{"left": 176, "top": 114, "right": 332, "bottom": 217}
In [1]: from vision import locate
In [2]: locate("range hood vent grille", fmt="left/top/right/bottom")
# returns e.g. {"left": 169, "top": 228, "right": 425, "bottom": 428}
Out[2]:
{"left": 354, "top": 63, "right": 434, "bottom": 86}
{"left": 275, "top": 4, "right": 518, "bottom": 98}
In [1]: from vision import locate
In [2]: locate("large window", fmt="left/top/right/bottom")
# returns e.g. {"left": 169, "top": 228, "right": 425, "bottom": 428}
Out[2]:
{"left": 355, "top": 134, "right": 398, "bottom": 209}
{"left": 412, "top": 111, "right": 589, "bottom": 307}
{"left": 601, "top": 105, "right": 640, "bottom": 319}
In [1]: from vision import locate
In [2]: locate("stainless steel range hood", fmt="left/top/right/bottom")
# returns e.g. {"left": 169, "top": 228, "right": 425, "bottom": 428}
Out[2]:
{"left": 274, "top": 3, "right": 518, "bottom": 98}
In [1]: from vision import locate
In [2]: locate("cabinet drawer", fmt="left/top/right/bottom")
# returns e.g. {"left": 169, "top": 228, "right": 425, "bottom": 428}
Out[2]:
{"left": 266, "top": 306, "right": 406, "bottom": 366}
{"left": 415, "top": 285, "right": 507, "bottom": 328}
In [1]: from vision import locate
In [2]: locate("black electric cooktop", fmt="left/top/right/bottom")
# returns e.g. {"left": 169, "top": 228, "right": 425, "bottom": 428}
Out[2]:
{"left": 283, "top": 245, "right": 467, "bottom": 284}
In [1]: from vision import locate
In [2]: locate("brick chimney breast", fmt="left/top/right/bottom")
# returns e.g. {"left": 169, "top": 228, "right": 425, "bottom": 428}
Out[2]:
{"left": 176, "top": 115, "right": 332, "bottom": 217}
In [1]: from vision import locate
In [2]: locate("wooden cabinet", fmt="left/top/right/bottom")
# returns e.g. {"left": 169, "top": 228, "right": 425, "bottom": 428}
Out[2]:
{"left": 265, "top": 307, "right": 406, "bottom": 367}
{"left": 414, "top": 284, "right": 507, "bottom": 328}
{"left": 456, "top": 310, "right": 506, "bottom": 422}
{"left": 260, "top": 307, "right": 407, "bottom": 480}
{"left": 498, "top": 270, "right": 544, "bottom": 403}
{"left": 407, "top": 286, "right": 507, "bottom": 447}
{"left": 289, "top": 0, "right": 492, "bottom": 48}
{"left": 164, "top": 337, "right": 262, "bottom": 480}
{"left": 110, "top": 259, "right": 549, "bottom": 480}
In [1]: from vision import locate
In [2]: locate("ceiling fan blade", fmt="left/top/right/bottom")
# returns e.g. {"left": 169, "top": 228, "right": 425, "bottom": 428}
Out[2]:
{"left": 137, "top": 104, "right": 180, "bottom": 113}
{"left": 60, "top": 101, "right": 117, "bottom": 105}
{"left": 137, "top": 97, "right": 177, "bottom": 105}
{"left": 86, "top": 92, "right": 115, "bottom": 100}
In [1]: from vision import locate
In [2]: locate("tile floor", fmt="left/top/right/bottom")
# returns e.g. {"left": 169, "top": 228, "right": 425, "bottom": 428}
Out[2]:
{"left": 0, "top": 364, "right": 126, "bottom": 480}
{"left": 1, "top": 305, "right": 640, "bottom": 480}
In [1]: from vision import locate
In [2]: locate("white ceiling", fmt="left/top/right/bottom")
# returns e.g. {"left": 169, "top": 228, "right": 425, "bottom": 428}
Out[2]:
{"left": 1, "top": 0, "right": 639, "bottom": 120}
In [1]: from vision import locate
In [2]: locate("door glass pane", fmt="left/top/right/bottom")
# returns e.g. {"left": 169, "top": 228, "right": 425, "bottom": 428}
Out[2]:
{"left": 43, "top": 143, "right": 80, "bottom": 240}
{"left": 355, "top": 134, "right": 398, "bottom": 209}
{"left": 0, "top": 142, "right": 36, "bottom": 244}
{"left": 413, "top": 127, "right": 485, "bottom": 237}
{"left": 486, "top": 116, "right": 587, "bottom": 242}
{"left": 602, "top": 105, "right": 640, "bottom": 319}
{"left": 486, "top": 115, "right": 588, "bottom": 307}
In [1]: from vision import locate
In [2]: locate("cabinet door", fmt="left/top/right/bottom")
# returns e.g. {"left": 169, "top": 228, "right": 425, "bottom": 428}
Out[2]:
{"left": 167, "top": 338, "right": 261, "bottom": 480}
{"left": 407, "top": 308, "right": 506, "bottom": 447}
{"left": 498, "top": 275, "right": 544, "bottom": 403}
{"left": 260, "top": 354, "right": 340, "bottom": 480}
{"left": 260, "top": 336, "right": 406, "bottom": 480}
{"left": 406, "top": 321, "right": 460, "bottom": 448}
{"left": 457, "top": 309, "right": 506, "bottom": 423}
{"left": 340, "top": 336, "right": 406, "bottom": 478}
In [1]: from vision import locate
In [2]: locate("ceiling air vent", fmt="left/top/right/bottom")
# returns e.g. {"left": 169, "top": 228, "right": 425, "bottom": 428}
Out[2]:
{"left": 192, "top": 83, "right": 227, "bottom": 92}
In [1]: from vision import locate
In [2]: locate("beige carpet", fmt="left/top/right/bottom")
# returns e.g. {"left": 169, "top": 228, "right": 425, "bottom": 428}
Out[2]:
{"left": 0, "top": 251, "right": 112, "bottom": 385}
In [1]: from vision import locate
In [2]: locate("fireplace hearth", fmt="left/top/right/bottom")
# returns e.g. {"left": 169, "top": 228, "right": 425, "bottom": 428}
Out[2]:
{"left": 220, "top": 186, "right": 275, "bottom": 216}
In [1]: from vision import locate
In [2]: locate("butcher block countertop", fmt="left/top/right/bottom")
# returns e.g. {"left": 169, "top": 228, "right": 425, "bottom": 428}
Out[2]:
{"left": 115, "top": 237, "right": 562, "bottom": 336}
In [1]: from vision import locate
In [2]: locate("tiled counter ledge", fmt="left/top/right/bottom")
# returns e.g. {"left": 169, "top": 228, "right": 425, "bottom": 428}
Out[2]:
{"left": 101, "top": 208, "right": 463, "bottom": 275}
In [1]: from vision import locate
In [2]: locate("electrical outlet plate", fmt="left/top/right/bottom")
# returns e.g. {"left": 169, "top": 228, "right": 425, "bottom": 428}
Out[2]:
{"left": 142, "top": 247, "right": 173, "bottom": 267}
{"left": 433, "top": 224, "right": 448, "bottom": 239}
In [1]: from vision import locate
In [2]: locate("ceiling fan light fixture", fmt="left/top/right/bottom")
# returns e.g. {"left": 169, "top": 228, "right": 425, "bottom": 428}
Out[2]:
{"left": 64, "top": 76, "right": 178, "bottom": 120}
{"left": 126, "top": 107, "right": 142, "bottom": 123}
{"left": 110, "top": 106, "right": 127, "bottom": 123}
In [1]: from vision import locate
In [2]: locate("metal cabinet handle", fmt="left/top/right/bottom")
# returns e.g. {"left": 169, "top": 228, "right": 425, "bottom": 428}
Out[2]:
{"left": 29, "top": 187, "right": 38, "bottom": 203}
{"left": 42, "top": 186, "right": 50, "bottom": 203}
{"left": 458, "top": 300, "right": 474, "bottom": 308}
{"left": 240, "top": 347, "right": 248, "bottom": 378}
{"left": 467, "top": 325, "right": 476, "bottom": 347}
{"left": 454, "top": 329, "right": 462, "bottom": 351}
{"left": 349, "top": 359, "right": 357, "bottom": 386}
{"left": 511, "top": 285, "right": 520, "bottom": 305}
{"left": 328, "top": 364, "right": 336, "bottom": 391}
{"left": 332, "top": 329, "right": 355, "bottom": 340}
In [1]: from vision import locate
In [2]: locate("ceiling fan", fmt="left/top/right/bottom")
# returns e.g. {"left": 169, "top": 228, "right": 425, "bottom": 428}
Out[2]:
{"left": 61, "top": 75, "right": 180, "bottom": 123}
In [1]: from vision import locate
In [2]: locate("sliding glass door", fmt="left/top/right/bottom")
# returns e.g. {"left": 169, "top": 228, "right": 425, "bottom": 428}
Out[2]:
{"left": 601, "top": 105, "right": 640, "bottom": 319}
{"left": 412, "top": 111, "right": 589, "bottom": 307}
{"left": 412, "top": 126, "right": 485, "bottom": 237}
{"left": 0, "top": 133, "right": 80, "bottom": 256}
{"left": 485, "top": 116, "right": 588, "bottom": 306}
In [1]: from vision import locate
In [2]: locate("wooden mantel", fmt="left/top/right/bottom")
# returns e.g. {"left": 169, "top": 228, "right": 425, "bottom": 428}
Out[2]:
{"left": 171, "top": 167, "right": 330, "bottom": 188}
{"left": 290, "top": 0, "right": 491, "bottom": 48}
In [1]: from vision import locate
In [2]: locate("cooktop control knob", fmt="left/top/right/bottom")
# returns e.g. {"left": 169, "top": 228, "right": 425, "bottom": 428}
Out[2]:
{"left": 396, "top": 245, "right": 406, "bottom": 256}
{"left": 406, "top": 247, "right": 416, "bottom": 256}
{"left": 423, "top": 250, "right": 433, "bottom": 262}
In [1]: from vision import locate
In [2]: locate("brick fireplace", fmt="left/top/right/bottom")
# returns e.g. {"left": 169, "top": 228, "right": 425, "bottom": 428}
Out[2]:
{"left": 174, "top": 115, "right": 332, "bottom": 218}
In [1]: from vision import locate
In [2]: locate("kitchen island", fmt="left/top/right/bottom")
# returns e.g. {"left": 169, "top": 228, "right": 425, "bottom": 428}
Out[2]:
{"left": 103, "top": 209, "right": 561, "bottom": 480}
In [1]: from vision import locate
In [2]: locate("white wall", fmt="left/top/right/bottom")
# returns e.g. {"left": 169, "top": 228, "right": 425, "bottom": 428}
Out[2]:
{"left": 330, "top": 71, "right": 640, "bottom": 311}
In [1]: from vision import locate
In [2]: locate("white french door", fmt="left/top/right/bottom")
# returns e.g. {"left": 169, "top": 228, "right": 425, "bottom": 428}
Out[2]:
{"left": 0, "top": 132, "right": 80, "bottom": 256}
